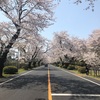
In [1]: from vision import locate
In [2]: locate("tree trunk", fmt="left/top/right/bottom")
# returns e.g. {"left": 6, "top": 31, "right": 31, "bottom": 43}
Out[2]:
{"left": 0, "top": 67, "right": 3, "bottom": 77}
{"left": 28, "top": 61, "right": 32, "bottom": 69}
{"left": 38, "top": 59, "right": 43, "bottom": 66}
{"left": 38, "top": 60, "right": 41, "bottom": 66}
{"left": 33, "top": 61, "right": 36, "bottom": 67}
{"left": 0, "top": 28, "right": 20, "bottom": 77}
{"left": 0, "top": 58, "right": 5, "bottom": 77}
{"left": 59, "top": 57, "right": 63, "bottom": 66}
{"left": 0, "top": 65, "right": 3, "bottom": 77}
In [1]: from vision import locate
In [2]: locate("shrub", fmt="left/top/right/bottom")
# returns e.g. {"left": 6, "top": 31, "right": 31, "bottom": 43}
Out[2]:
{"left": 78, "top": 67, "right": 86, "bottom": 73}
{"left": 67, "top": 65, "right": 75, "bottom": 70}
{"left": 3, "top": 66, "right": 18, "bottom": 74}
{"left": 75, "top": 66, "right": 81, "bottom": 70}
{"left": 5, "top": 58, "right": 17, "bottom": 66}
{"left": 19, "top": 63, "right": 29, "bottom": 70}
{"left": 23, "top": 65, "right": 28, "bottom": 70}
{"left": 58, "top": 64, "right": 62, "bottom": 67}
{"left": 19, "top": 63, "right": 27, "bottom": 68}
{"left": 63, "top": 65, "right": 68, "bottom": 69}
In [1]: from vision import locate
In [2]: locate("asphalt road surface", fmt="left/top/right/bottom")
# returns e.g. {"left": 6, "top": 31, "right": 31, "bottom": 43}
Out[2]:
{"left": 0, "top": 65, "right": 100, "bottom": 100}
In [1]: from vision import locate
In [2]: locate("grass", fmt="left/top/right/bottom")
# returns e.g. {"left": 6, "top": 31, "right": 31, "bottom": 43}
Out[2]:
{"left": 18, "top": 68, "right": 26, "bottom": 74}
{"left": 70, "top": 70, "right": 100, "bottom": 81}
{"left": 70, "top": 70, "right": 86, "bottom": 76}
{"left": 3, "top": 68, "right": 26, "bottom": 78}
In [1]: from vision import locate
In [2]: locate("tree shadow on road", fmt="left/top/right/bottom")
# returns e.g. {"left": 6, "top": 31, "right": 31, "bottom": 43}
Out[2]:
{"left": 51, "top": 74, "right": 100, "bottom": 100}
{"left": 0, "top": 74, "right": 48, "bottom": 92}
{"left": 33, "top": 66, "right": 59, "bottom": 71}
{"left": 50, "top": 74, "right": 100, "bottom": 94}
{"left": 33, "top": 67, "right": 48, "bottom": 71}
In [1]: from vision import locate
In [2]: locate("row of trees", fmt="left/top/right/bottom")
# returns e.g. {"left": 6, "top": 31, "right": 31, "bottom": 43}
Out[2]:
{"left": 48, "top": 30, "right": 100, "bottom": 70}
{"left": 0, "top": 0, "right": 98, "bottom": 77}
{"left": 0, "top": 0, "right": 55, "bottom": 77}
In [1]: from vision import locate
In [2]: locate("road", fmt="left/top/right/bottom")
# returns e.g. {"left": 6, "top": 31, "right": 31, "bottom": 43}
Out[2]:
{"left": 0, "top": 65, "right": 100, "bottom": 100}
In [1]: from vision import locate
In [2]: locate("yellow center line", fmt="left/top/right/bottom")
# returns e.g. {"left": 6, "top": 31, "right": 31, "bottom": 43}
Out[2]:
{"left": 48, "top": 68, "right": 52, "bottom": 100}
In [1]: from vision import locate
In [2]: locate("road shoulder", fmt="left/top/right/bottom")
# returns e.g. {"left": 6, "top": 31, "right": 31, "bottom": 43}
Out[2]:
{"left": 56, "top": 66, "right": 100, "bottom": 86}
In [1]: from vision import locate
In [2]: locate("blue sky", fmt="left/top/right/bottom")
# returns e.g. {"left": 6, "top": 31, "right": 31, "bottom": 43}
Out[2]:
{"left": 0, "top": 0, "right": 100, "bottom": 40}
{"left": 41, "top": 0, "right": 100, "bottom": 40}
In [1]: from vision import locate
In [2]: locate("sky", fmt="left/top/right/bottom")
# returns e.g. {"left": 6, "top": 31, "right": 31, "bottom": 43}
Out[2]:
{"left": 41, "top": 0, "right": 100, "bottom": 40}
{"left": 0, "top": 0, "right": 100, "bottom": 40}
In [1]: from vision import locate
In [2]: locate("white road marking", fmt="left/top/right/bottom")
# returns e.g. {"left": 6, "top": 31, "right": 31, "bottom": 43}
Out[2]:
{"left": 52, "top": 93, "right": 100, "bottom": 97}
{"left": 56, "top": 67, "right": 100, "bottom": 86}
{"left": 0, "top": 70, "right": 32, "bottom": 86}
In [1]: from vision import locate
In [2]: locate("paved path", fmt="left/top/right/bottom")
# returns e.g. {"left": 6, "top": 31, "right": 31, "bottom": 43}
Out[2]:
{"left": 0, "top": 66, "right": 48, "bottom": 100}
{"left": 49, "top": 65, "right": 100, "bottom": 100}
{"left": 0, "top": 65, "right": 100, "bottom": 100}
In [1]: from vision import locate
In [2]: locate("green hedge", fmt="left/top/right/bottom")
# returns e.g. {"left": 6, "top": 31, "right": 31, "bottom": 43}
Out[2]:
{"left": 78, "top": 67, "right": 86, "bottom": 73}
{"left": 75, "top": 66, "right": 81, "bottom": 70}
{"left": 3, "top": 66, "right": 18, "bottom": 74}
{"left": 67, "top": 65, "right": 75, "bottom": 70}
{"left": 63, "top": 65, "right": 68, "bottom": 69}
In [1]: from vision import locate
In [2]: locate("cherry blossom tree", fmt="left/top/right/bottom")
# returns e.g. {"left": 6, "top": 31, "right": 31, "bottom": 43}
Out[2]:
{"left": 87, "top": 30, "right": 100, "bottom": 57}
{"left": 16, "top": 33, "right": 48, "bottom": 69}
{"left": 47, "top": 29, "right": 100, "bottom": 70}
{"left": 0, "top": 0, "right": 55, "bottom": 77}
{"left": 70, "top": 37, "right": 88, "bottom": 65}
{"left": 83, "top": 52, "right": 100, "bottom": 67}
{"left": 57, "top": 0, "right": 97, "bottom": 11}
{"left": 84, "top": 30, "right": 100, "bottom": 67}
{"left": 48, "top": 31, "right": 75, "bottom": 65}
{"left": 0, "top": 22, "right": 15, "bottom": 58}
{"left": 72, "top": 0, "right": 96, "bottom": 11}
{"left": 48, "top": 31, "right": 88, "bottom": 66}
